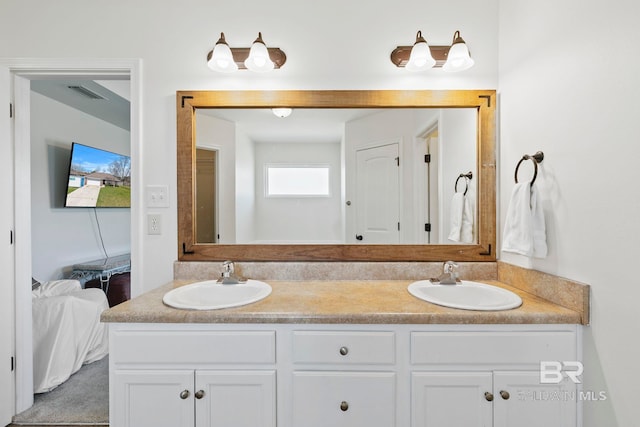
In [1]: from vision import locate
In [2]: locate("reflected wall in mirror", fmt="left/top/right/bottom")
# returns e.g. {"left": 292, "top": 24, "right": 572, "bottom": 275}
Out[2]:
{"left": 195, "top": 108, "right": 478, "bottom": 246}
{"left": 177, "top": 90, "right": 496, "bottom": 262}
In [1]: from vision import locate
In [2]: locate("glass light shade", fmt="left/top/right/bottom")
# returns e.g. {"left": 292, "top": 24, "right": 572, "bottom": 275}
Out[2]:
{"left": 443, "top": 36, "right": 474, "bottom": 72}
{"left": 272, "top": 108, "right": 292, "bottom": 118}
{"left": 244, "top": 33, "right": 274, "bottom": 72}
{"left": 208, "top": 33, "right": 238, "bottom": 73}
{"left": 208, "top": 43, "right": 238, "bottom": 73}
{"left": 405, "top": 32, "right": 435, "bottom": 71}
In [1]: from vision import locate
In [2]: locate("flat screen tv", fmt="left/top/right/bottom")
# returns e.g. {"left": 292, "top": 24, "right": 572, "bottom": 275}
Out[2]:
{"left": 64, "top": 142, "right": 131, "bottom": 208}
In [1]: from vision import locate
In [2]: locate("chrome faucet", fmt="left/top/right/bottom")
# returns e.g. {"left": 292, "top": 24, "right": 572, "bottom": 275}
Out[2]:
{"left": 431, "top": 261, "right": 460, "bottom": 285}
{"left": 218, "top": 261, "right": 246, "bottom": 285}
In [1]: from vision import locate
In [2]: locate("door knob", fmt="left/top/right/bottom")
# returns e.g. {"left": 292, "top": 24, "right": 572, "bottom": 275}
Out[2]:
{"left": 339, "top": 346, "right": 349, "bottom": 356}
{"left": 340, "top": 401, "right": 349, "bottom": 411}
{"left": 500, "top": 390, "right": 510, "bottom": 400}
{"left": 484, "top": 392, "right": 494, "bottom": 401}
{"left": 179, "top": 390, "right": 190, "bottom": 400}
{"left": 195, "top": 390, "right": 205, "bottom": 399}
{"left": 355, "top": 234, "right": 363, "bottom": 241}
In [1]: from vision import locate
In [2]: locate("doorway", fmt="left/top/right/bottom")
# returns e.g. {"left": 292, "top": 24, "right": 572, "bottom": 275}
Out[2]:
{"left": 0, "top": 58, "right": 142, "bottom": 423}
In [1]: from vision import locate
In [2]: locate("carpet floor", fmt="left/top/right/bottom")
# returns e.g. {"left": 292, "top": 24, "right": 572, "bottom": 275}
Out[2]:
{"left": 12, "top": 355, "right": 108, "bottom": 425}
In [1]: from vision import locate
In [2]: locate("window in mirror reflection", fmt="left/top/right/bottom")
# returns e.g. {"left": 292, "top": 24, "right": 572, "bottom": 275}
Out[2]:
{"left": 266, "top": 165, "right": 331, "bottom": 197}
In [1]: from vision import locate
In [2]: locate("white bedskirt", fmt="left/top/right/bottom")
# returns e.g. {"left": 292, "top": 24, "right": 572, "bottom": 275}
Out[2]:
{"left": 32, "top": 280, "right": 109, "bottom": 393}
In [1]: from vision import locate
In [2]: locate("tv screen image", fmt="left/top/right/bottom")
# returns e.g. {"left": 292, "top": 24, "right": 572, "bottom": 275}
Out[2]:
{"left": 64, "top": 142, "right": 131, "bottom": 208}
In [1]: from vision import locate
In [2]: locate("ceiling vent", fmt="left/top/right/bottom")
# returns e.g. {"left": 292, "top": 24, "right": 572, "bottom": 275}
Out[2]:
{"left": 67, "top": 85, "right": 108, "bottom": 100}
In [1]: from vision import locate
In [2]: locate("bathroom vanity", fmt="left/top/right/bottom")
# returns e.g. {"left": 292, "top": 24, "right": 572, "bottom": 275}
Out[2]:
{"left": 103, "top": 278, "right": 586, "bottom": 427}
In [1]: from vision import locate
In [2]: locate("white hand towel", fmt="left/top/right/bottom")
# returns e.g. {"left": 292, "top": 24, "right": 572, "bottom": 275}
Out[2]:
{"left": 502, "top": 181, "right": 547, "bottom": 257}
{"left": 460, "top": 195, "right": 474, "bottom": 243}
{"left": 448, "top": 193, "right": 474, "bottom": 243}
{"left": 531, "top": 182, "right": 548, "bottom": 257}
{"left": 448, "top": 192, "right": 464, "bottom": 242}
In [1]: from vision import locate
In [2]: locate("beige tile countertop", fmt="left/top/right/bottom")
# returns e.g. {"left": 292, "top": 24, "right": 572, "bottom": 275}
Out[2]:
{"left": 101, "top": 279, "right": 583, "bottom": 325}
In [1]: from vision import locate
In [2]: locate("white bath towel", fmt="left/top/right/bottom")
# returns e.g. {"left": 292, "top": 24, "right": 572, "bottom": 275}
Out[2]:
{"left": 448, "top": 193, "right": 474, "bottom": 243}
{"left": 502, "top": 181, "right": 547, "bottom": 258}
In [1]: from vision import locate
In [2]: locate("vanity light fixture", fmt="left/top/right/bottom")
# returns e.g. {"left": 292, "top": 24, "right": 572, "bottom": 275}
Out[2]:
{"left": 206, "top": 32, "right": 287, "bottom": 73}
{"left": 405, "top": 31, "right": 436, "bottom": 71}
{"left": 442, "top": 31, "right": 474, "bottom": 72}
{"left": 272, "top": 107, "right": 293, "bottom": 118}
{"left": 207, "top": 33, "right": 238, "bottom": 73}
{"left": 390, "top": 30, "right": 474, "bottom": 72}
{"left": 245, "top": 32, "right": 274, "bottom": 72}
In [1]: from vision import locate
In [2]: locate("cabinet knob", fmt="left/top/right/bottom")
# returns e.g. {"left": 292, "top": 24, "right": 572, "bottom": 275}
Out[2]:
{"left": 500, "top": 390, "right": 510, "bottom": 400}
{"left": 179, "top": 390, "right": 190, "bottom": 400}
{"left": 340, "top": 401, "right": 349, "bottom": 411}
{"left": 484, "top": 392, "right": 494, "bottom": 402}
{"left": 195, "top": 390, "right": 205, "bottom": 399}
{"left": 339, "top": 346, "right": 349, "bottom": 356}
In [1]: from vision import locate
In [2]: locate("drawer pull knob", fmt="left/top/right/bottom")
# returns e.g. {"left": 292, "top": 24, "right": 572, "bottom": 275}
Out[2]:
{"left": 179, "top": 390, "right": 190, "bottom": 400}
{"left": 484, "top": 392, "right": 494, "bottom": 402}
{"left": 195, "top": 390, "right": 205, "bottom": 399}
{"left": 340, "top": 401, "right": 349, "bottom": 411}
{"left": 339, "top": 346, "right": 349, "bottom": 356}
{"left": 500, "top": 390, "right": 510, "bottom": 400}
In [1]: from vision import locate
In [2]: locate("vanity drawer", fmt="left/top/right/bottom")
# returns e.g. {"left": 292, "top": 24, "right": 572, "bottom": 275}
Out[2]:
{"left": 112, "top": 330, "right": 276, "bottom": 365}
{"left": 292, "top": 371, "right": 396, "bottom": 427}
{"left": 411, "top": 331, "right": 576, "bottom": 365}
{"left": 292, "top": 331, "right": 395, "bottom": 365}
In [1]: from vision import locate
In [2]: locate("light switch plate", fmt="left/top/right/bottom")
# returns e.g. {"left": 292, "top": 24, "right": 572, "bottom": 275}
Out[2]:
{"left": 146, "top": 185, "right": 169, "bottom": 208}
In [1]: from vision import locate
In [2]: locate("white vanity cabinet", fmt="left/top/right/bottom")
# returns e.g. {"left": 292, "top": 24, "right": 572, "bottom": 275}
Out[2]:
{"left": 108, "top": 324, "right": 581, "bottom": 427}
{"left": 410, "top": 330, "right": 579, "bottom": 427}
{"left": 109, "top": 328, "right": 277, "bottom": 427}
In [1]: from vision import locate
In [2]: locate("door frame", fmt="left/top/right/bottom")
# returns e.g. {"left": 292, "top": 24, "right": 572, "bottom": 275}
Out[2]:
{"left": 0, "top": 58, "right": 143, "bottom": 414}
{"left": 414, "top": 118, "right": 440, "bottom": 244}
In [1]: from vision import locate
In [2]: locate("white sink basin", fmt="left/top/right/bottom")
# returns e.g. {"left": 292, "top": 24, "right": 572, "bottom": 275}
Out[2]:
{"left": 408, "top": 280, "right": 522, "bottom": 311}
{"left": 163, "top": 279, "right": 272, "bottom": 310}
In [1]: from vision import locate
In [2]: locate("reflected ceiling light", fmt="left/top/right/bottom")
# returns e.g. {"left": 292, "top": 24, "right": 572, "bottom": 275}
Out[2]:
{"left": 442, "top": 30, "right": 475, "bottom": 72}
{"left": 272, "top": 108, "right": 293, "bottom": 118}
{"left": 390, "top": 30, "right": 474, "bottom": 72}
{"left": 206, "top": 32, "right": 286, "bottom": 73}
{"left": 207, "top": 33, "right": 238, "bottom": 73}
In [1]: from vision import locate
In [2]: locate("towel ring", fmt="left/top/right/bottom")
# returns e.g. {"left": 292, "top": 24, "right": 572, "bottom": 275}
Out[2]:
{"left": 455, "top": 171, "right": 473, "bottom": 195}
{"left": 514, "top": 151, "right": 544, "bottom": 185}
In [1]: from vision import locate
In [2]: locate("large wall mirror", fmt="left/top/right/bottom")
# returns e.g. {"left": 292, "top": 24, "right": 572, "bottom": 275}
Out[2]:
{"left": 177, "top": 90, "right": 496, "bottom": 262}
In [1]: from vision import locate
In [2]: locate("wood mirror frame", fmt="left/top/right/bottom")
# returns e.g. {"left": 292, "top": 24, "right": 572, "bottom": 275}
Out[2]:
{"left": 177, "top": 89, "right": 496, "bottom": 262}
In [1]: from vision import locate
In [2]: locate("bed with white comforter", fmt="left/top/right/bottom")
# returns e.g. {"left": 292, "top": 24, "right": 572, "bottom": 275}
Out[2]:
{"left": 31, "top": 279, "right": 109, "bottom": 393}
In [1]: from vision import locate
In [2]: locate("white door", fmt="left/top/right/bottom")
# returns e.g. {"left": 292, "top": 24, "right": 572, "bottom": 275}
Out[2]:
{"left": 0, "top": 66, "right": 16, "bottom": 426}
{"left": 355, "top": 143, "right": 400, "bottom": 243}
{"left": 411, "top": 371, "right": 493, "bottom": 427}
{"left": 112, "top": 370, "right": 195, "bottom": 427}
{"left": 493, "top": 371, "right": 577, "bottom": 427}
{"left": 195, "top": 370, "right": 276, "bottom": 427}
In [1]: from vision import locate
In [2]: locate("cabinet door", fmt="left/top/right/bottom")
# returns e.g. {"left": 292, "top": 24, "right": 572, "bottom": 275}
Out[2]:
{"left": 292, "top": 371, "right": 396, "bottom": 427}
{"left": 112, "top": 370, "right": 194, "bottom": 427}
{"left": 411, "top": 372, "right": 493, "bottom": 427}
{"left": 195, "top": 370, "right": 276, "bottom": 427}
{"left": 493, "top": 371, "right": 577, "bottom": 427}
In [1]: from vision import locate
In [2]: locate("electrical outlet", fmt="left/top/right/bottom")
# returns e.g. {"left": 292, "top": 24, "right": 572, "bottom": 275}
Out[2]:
{"left": 147, "top": 214, "right": 162, "bottom": 235}
{"left": 146, "top": 185, "right": 169, "bottom": 208}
